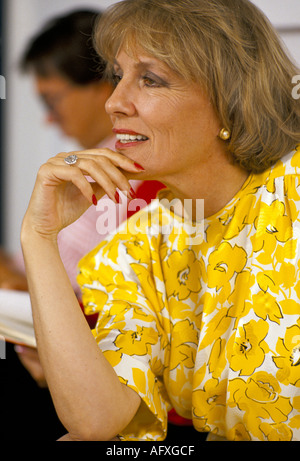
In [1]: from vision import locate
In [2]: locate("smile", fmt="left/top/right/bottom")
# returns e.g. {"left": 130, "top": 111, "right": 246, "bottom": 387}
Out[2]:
{"left": 116, "top": 133, "right": 149, "bottom": 143}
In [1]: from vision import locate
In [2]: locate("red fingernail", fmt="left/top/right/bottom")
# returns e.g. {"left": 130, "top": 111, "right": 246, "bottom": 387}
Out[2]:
{"left": 130, "top": 187, "right": 137, "bottom": 199}
{"left": 92, "top": 194, "right": 98, "bottom": 206}
{"left": 115, "top": 190, "right": 120, "bottom": 204}
{"left": 134, "top": 162, "right": 145, "bottom": 171}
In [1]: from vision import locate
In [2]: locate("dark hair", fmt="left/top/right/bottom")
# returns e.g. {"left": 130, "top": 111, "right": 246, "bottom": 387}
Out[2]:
{"left": 21, "top": 10, "right": 105, "bottom": 85}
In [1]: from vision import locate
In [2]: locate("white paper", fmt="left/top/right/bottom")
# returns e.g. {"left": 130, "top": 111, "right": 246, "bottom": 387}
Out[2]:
{"left": 0, "top": 289, "right": 36, "bottom": 347}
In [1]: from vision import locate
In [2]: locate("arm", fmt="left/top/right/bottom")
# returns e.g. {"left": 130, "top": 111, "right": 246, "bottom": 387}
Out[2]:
{"left": 21, "top": 149, "right": 142, "bottom": 440}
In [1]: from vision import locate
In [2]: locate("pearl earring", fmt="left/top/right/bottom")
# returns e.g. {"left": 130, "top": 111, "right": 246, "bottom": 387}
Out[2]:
{"left": 219, "top": 128, "right": 231, "bottom": 141}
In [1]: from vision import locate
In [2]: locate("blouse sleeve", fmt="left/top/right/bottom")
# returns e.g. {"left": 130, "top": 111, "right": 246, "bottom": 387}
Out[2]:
{"left": 77, "top": 229, "right": 171, "bottom": 441}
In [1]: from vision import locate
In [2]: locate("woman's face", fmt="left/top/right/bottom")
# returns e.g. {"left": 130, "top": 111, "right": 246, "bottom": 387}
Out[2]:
{"left": 105, "top": 47, "right": 222, "bottom": 182}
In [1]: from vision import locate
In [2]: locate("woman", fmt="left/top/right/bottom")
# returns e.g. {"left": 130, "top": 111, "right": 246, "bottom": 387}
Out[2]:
{"left": 21, "top": 0, "right": 300, "bottom": 441}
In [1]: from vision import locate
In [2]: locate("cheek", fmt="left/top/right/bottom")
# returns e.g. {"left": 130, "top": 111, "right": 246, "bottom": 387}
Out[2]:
{"left": 64, "top": 97, "right": 90, "bottom": 126}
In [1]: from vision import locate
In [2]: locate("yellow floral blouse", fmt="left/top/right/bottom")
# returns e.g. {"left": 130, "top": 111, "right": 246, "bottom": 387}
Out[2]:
{"left": 78, "top": 146, "right": 300, "bottom": 441}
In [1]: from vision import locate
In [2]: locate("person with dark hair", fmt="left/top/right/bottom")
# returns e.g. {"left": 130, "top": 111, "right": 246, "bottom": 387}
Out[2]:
{"left": 0, "top": 9, "right": 115, "bottom": 293}
{"left": 20, "top": 9, "right": 113, "bottom": 151}
{"left": 21, "top": 10, "right": 105, "bottom": 84}
{"left": 1, "top": 9, "right": 111, "bottom": 441}
{"left": 1, "top": 8, "right": 163, "bottom": 441}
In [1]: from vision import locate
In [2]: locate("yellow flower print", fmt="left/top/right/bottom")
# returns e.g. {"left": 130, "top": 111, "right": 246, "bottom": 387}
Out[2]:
{"left": 275, "top": 239, "right": 297, "bottom": 264}
{"left": 259, "top": 263, "right": 296, "bottom": 294}
{"left": 167, "top": 227, "right": 194, "bottom": 253}
{"left": 248, "top": 290, "right": 283, "bottom": 324}
{"left": 206, "top": 208, "right": 240, "bottom": 244}
{"left": 101, "top": 235, "right": 122, "bottom": 265}
{"left": 163, "top": 249, "right": 203, "bottom": 300}
{"left": 275, "top": 262, "right": 296, "bottom": 291}
{"left": 256, "top": 271, "right": 278, "bottom": 294}
{"left": 200, "top": 307, "right": 234, "bottom": 350}
{"left": 227, "top": 271, "right": 256, "bottom": 323}
{"left": 221, "top": 197, "right": 259, "bottom": 240}
{"left": 205, "top": 177, "right": 261, "bottom": 245}
{"left": 273, "top": 324, "right": 300, "bottom": 387}
{"left": 107, "top": 301, "right": 152, "bottom": 324}
{"left": 168, "top": 297, "right": 202, "bottom": 324}
{"left": 252, "top": 200, "right": 293, "bottom": 262}
{"left": 151, "top": 356, "right": 165, "bottom": 376}
{"left": 207, "top": 242, "right": 247, "bottom": 291}
{"left": 230, "top": 319, "right": 269, "bottom": 376}
{"left": 171, "top": 319, "right": 199, "bottom": 369}
{"left": 286, "top": 178, "right": 300, "bottom": 205}
{"left": 168, "top": 366, "right": 194, "bottom": 416}
{"left": 252, "top": 233, "right": 277, "bottom": 265}
{"left": 133, "top": 367, "right": 147, "bottom": 395}
{"left": 103, "top": 230, "right": 150, "bottom": 266}
{"left": 193, "top": 362, "right": 207, "bottom": 390}
{"left": 81, "top": 285, "right": 108, "bottom": 315}
{"left": 290, "top": 396, "right": 300, "bottom": 429}
{"left": 78, "top": 240, "right": 107, "bottom": 272}
{"left": 130, "top": 263, "right": 164, "bottom": 310}
{"left": 259, "top": 422, "right": 293, "bottom": 441}
{"left": 255, "top": 200, "right": 292, "bottom": 242}
{"left": 208, "top": 338, "right": 226, "bottom": 379}
{"left": 290, "top": 145, "right": 300, "bottom": 168}
{"left": 114, "top": 324, "right": 158, "bottom": 357}
{"left": 226, "top": 423, "right": 251, "bottom": 441}
{"left": 193, "top": 378, "right": 227, "bottom": 434}
{"left": 102, "top": 349, "right": 122, "bottom": 368}
{"left": 172, "top": 340, "right": 198, "bottom": 370}
{"left": 229, "top": 372, "right": 293, "bottom": 440}
{"left": 279, "top": 299, "right": 300, "bottom": 316}
{"left": 86, "top": 264, "right": 138, "bottom": 297}
{"left": 124, "top": 236, "right": 150, "bottom": 264}
{"left": 204, "top": 282, "right": 232, "bottom": 310}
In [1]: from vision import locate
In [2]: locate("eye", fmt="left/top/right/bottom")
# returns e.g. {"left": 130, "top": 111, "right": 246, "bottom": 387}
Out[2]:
{"left": 142, "top": 75, "right": 159, "bottom": 87}
{"left": 111, "top": 72, "right": 122, "bottom": 87}
{"left": 142, "top": 74, "right": 165, "bottom": 88}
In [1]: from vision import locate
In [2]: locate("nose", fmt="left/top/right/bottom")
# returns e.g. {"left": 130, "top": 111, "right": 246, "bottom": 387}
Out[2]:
{"left": 105, "top": 80, "right": 137, "bottom": 118}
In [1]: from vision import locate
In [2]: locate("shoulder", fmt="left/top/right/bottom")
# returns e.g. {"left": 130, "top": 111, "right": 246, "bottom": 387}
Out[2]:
{"left": 247, "top": 146, "right": 300, "bottom": 204}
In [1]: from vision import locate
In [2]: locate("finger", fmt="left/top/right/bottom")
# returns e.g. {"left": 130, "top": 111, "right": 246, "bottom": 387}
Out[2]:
{"left": 74, "top": 157, "right": 134, "bottom": 200}
{"left": 46, "top": 162, "right": 124, "bottom": 204}
{"left": 15, "top": 345, "right": 38, "bottom": 358}
{"left": 50, "top": 154, "right": 136, "bottom": 201}
{"left": 39, "top": 163, "right": 96, "bottom": 205}
{"left": 55, "top": 148, "right": 145, "bottom": 173}
{"left": 87, "top": 148, "right": 144, "bottom": 172}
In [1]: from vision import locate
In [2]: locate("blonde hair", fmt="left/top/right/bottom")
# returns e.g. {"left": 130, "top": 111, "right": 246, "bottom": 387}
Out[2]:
{"left": 94, "top": 0, "right": 300, "bottom": 173}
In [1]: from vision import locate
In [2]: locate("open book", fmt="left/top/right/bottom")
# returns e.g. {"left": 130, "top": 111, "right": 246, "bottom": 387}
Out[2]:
{"left": 0, "top": 289, "right": 36, "bottom": 347}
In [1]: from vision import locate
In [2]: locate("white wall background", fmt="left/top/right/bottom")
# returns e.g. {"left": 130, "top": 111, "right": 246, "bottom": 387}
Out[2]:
{"left": 3, "top": 0, "right": 300, "bottom": 253}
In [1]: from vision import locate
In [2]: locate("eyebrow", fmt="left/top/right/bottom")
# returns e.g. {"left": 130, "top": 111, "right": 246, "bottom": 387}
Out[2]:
{"left": 113, "top": 57, "right": 170, "bottom": 79}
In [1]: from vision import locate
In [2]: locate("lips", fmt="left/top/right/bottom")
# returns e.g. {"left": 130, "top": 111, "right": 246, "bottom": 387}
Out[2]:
{"left": 113, "top": 129, "right": 149, "bottom": 146}
{"left": 116, "top": 133, "right": 148, "bottom": 143}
